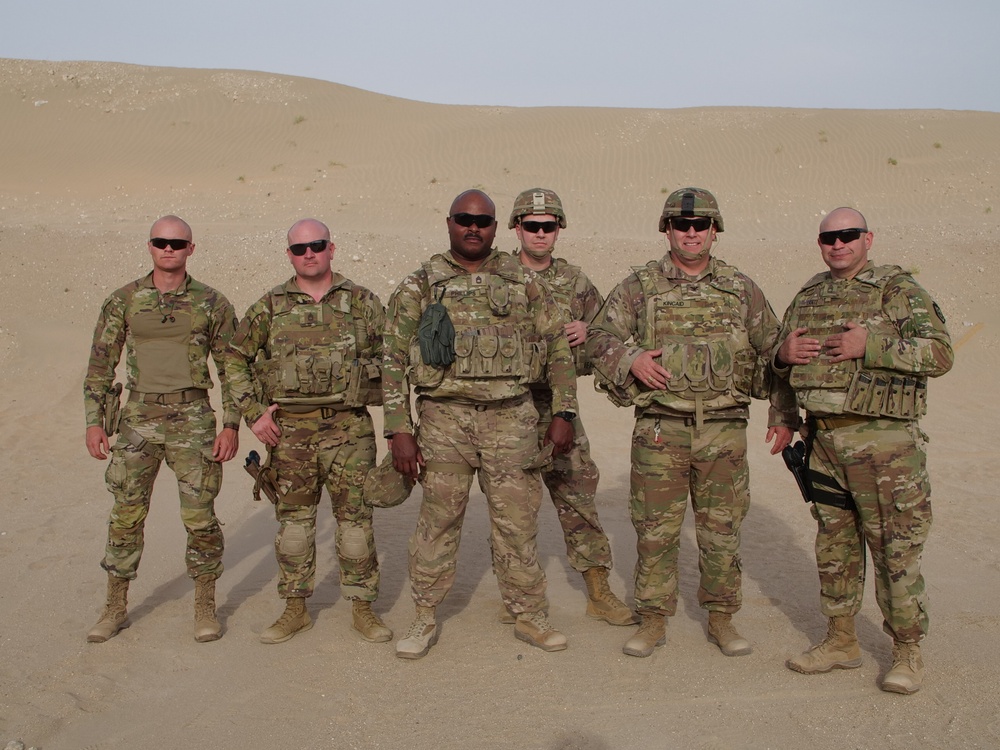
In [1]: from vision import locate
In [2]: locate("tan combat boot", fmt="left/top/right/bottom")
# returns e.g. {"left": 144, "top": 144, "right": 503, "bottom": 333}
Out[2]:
{"left": 193, "top": 574, "right": 222, "bottom": 643}
{"left": 396, "top": 606, "right": 438, "bottom": 659}
{"left": 352, "top": 600, "right": 392, "bottom": 643}
{"left": 707, "top": 611, "right": 752, "bottom": 656}
{"left": 583, "top": 568, "right": 638, "bottom": 626}
{"left": 786, "top": 616, "right": 862, "bottom": 674}
{"left": 514, "top": 611, "right": 568, "bottom": 652}
{"left": 259, "top": 597, "right": 312, "bottom": 644}
{"left": 881, "top": 641, "right": 924, "bottom": 694}
{"left": 87, "top": 573, "right": 130, "bottom": 643}
{"left": 622, "top": 613, "right": 666, "bottom": 658}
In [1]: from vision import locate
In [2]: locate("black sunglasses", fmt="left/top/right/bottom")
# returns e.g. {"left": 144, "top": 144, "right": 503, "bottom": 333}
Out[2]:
{"left": 149, "top": 237, "right": 191, "bottom": 250}
{"left": 521, "top": 220, "right": 559, "bottom": 234}
{"left": 818, "top": 228, "right": 867, "bottom": 246}
{"left": 670, "top": 217, "right": 713, "bottom": 233}
{"left": 450, "top": 213, "right": 495, "bottom": 229}
{"left": 288, "top": 239, "right": 330, "bottom": 256}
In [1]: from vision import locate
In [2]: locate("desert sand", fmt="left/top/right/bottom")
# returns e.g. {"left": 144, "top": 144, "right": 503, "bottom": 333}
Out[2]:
{"left": 1, "top": 59, "right": 998, "bottom": 750}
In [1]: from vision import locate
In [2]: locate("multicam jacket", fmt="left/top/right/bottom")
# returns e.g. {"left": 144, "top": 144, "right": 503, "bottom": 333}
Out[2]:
{"left": 83, "top": 272, "right": 239, "bottom": 427}
{"left": 587, "top": 254, "right": 797, "bottom": 427}
{"left": 226, "top": 274, "right": 385, "bottom": 425}
{"left": 382, "top": 249, "right": 579, "bottom": 436}
{"left": 775, "top": 261, "right": 953, "bottom": 417}
{"left": 514, "top": 250, "right": 603, "bottom": 380}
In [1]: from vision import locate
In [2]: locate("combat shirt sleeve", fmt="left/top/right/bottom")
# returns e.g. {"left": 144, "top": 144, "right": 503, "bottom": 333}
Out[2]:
{"left": 865, "top": 275, "right": 954, "bottom": 377}
{"left": 208, "top": 293, "right": 241, "bottom": 428}
{"left": 83, "top": 289, "right": 129, "bottom": 427}
{"left": 225, "top": 296, "right": 273, "bottom": 427}
{"left": 382, "top": 271, "right": 425, "bottom": 436}
{"left": 526, "top": 271, "right": 578, "bottom": 415}
{"left": 576, "top": 271, "right": 604, "bottom": 325}
{"left": 741, "top": 274, "right": 799, "bottom": 428}
{"left": 586, "top": 273, "right": 646, "bottom": 388}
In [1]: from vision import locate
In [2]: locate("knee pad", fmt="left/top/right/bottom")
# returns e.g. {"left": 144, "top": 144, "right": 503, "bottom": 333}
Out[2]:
{"left": 278, "top": 523, "right": 309, "bottom": 556}
{"left": 338, "top": 525, "right": 370, "bottom": 562}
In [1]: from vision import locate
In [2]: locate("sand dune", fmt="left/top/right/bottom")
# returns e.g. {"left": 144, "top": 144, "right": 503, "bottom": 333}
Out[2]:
{"left": 1, "top": 59, "right": 998, "bottom": 749}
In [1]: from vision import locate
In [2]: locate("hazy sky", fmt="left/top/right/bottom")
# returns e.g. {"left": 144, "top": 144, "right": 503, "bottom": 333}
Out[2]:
{"left": 4, "top": 0, "right": 998, "bottom": 111}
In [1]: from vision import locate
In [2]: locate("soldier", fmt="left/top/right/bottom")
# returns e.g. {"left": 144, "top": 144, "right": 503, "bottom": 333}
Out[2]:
{"left": 226, "top": 219, "right": 390, "bottom": 645}
{"left": 383, "top": 189, "right": 578, "bottom": 658}
{"left": 84, "top": 215, "right": 238, "bottom": 644}
{"left": 506, "top": 187, "right": 634, "bottom": 627}
{"left": 776, "top": 207, "right": 953, "bottom": 694}
{"left": 587, "top": 187, "right": 797, "bottom": 658}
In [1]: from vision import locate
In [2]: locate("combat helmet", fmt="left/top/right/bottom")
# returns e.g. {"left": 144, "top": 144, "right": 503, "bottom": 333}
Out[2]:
{"left": 658, "top": 187, "right": 724, "bottom": 233}
{"left": 363, "top": 452, "right": 415, "bottom": 509}
{"left": 508, "top": 188, "right": 568, "bottom": 229}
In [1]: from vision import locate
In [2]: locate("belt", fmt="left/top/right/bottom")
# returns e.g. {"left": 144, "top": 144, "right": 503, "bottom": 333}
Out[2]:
{"left": 428, "top": 392, "right": 531, "bottom": 412}
{"left": 639, "top": 413, "right": 744, "bottom": 427}
{"left": 808, "top": 413, "right": 873, "bottom": 431}
{"left": 277, "top": 405, "right": 364, "bottom": 419}
{"left": 128, "top": 388, "right": 208, "bottom": 405}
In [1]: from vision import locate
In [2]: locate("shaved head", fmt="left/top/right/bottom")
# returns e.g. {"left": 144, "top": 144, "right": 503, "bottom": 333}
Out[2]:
{"left": 287, "top": 218, "right": 331, "bottom": 245}
{"left": 820, "top": 207, "right": 867, "bottom": 233}
{"left": 150, "top": 215, "right": 192, "bottom": 241}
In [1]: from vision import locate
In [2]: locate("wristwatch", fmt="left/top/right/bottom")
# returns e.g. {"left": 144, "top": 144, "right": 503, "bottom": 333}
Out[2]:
{"left": 552, "top": 411, "right": 576, "bottom": 422}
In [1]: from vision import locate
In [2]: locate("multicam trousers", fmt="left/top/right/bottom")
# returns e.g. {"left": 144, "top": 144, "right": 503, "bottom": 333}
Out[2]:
{"left": 808, "top": 418, "right": 932, "bottom": 643}
{"left": 102, "top": 398, "right": 223, "bottom": 580}
{"left": 629, "top": 415, "right": 750, "bottom": 616}
{"left": 409, "top": 394, "right": 549, "bottom": 615}
{"left": 532, "top": 393, "right": 610, "bottom": 573}
{"left": 270, "top": 407, "right": 379, "bottom": 601}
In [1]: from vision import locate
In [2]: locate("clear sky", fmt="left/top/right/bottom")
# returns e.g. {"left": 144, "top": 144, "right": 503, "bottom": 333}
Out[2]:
{"left": 4, "top": 0, "right": 998, "bottom": 112}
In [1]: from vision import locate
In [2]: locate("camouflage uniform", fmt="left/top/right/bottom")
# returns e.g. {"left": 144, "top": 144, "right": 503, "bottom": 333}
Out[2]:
{"left": 513, "top": 249, "right": 610, "bottom": 573}
{"left": 84, "top": 272, "right": 238, "bottom": 580}
{"left": 226, "top": 275, "right": 385, "bottom": 601}
{"left": 588, "top": 255, "right": 797, "bottom": 616}
{"left": 776, "top": 262, "right": 953, "bottom": 642}
{"left": 382, "top": 249, "right": 578, "bottom": 615}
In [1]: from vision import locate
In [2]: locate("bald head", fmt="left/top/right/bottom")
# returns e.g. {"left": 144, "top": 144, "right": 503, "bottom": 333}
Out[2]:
{"left": 449, "top": 189, "right": 495, "bottom": 217}
{"left": 287, "top": 218, "right": 331, "bottom": 245}
{"left": 150, "top": 215, "right": 193, "bottom": 242}
{"left": 819, "top": 207, "right": 867, "bottom": 234}
{"left": 817, "top": 206, "right": 873, "bottom": 280}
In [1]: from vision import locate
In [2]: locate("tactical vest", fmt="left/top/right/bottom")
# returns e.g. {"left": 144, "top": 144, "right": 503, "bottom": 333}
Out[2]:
{"left": 637, "top": 261, "right": 754, "bottom": 411}
{"left": 408, "top": 254, "right": 544, "bottom": 400}
{"left": 544, "top": 260, "right": 592, "bottom": 378}
{"left": 787, "top": 264, "right": 927, "bottom": 418}
{"left": 597, "top": 261, "right": 755, "bottom": 416}
{"left": 252, "top": 283, "right": 381, "bottom": 408}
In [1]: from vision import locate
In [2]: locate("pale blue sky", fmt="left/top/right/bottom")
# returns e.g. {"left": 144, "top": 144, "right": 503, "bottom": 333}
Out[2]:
{"left": 4, "top": 0, "right": 998, "bottom": 111}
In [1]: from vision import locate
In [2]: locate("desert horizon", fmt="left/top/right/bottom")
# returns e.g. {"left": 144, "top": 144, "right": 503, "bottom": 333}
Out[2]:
{"left": 1, "top": 59, "right": 997, "bottom": 749}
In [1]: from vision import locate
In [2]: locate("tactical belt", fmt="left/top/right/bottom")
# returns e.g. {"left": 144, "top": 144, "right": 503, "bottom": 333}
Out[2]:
{"left": 277, "top": 405, "right": 365, "bottom": 419}
{"left": 129, "top": 388, "right": 208, "bottom": 405}
{"left": 638, "top": 413, "right": 744, "bottom": 428}
{"left": 431, "top": 391, "right": 531, "bottom": 411}
{"left": 809, "top": 413, "right": 873, "bottom": 431}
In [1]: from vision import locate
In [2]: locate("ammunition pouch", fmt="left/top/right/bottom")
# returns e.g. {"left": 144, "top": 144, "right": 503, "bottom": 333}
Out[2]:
{"left": 845, "top": 371, "right": 926, "bottom": 419}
